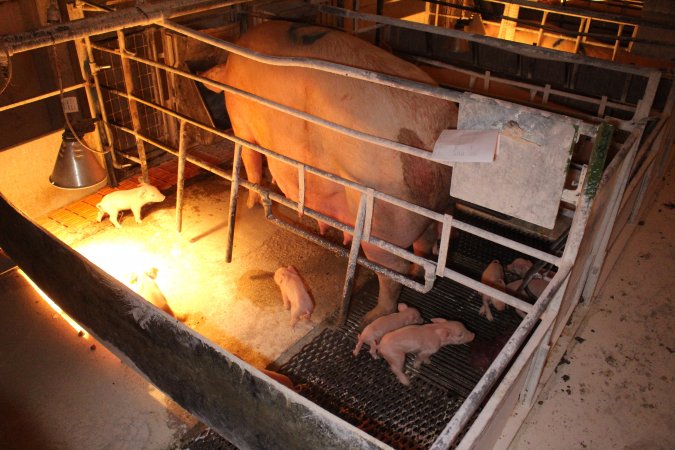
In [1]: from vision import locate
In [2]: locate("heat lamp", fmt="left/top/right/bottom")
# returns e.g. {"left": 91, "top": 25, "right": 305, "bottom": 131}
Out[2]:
{"left": 49, "top": 121, "right": 107, "bottom": 189}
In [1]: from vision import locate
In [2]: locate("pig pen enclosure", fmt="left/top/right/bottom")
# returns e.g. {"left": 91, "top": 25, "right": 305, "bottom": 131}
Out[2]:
{"left": 0, "top": 0, "right": 673, "bottom": 448}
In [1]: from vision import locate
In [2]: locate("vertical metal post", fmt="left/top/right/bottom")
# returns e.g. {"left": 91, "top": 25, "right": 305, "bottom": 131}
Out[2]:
{"left": 147, "top": 28, "right": 171, "bottom": 141}
{"left": 175, "top": 120, "right": 187, "bottom": 232}
{"left": 337, "top": 195, "right": 368, "bottom": 325}
{"left": 71, "top": 35, "right": 115, "bottom": 185}
{"left": 225, "top": 143, "right": 243, "bottom": 263}
{"left": 82, "top": 35, "right": 120, "bottom": 185}
{"left": 297, "top": 163, "right": 306, "bottom": 216}
{"left": 117, "top": 29, "right": 150, "bottom": 182}
{"left": 536, "top": 11, "right": 548, "bottom": 47}
{"left": 375, "top": 0, "right": 384, "bottom": 45}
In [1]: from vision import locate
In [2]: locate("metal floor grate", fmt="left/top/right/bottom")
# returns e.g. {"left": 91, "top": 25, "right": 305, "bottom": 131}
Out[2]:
{"left": 187, "top": 216, "right": 552, "bottom": 449}
{"left": 279, "top": 257, "right": 529, "bottom": 448}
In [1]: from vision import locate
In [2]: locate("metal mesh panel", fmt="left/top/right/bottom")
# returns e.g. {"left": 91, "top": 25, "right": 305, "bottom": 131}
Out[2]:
{"left": 93, "top": 28, "right": 173, "bottom": 176}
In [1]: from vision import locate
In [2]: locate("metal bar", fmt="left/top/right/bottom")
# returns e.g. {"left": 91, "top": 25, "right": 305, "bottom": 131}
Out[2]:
{"left": 84, "top": 35, "right": 121, "bottom": 174}
{"left": 432, "top": 264, "right": 571, "bottom": 449}
{"left": 362, "top": 188, "right": 374, "bottom": 243}
{"left": 338, "top": 195, "right": 368, "bottom": 325}
{"left": 106, "top": 81, "right": 564, "bottom": 279}
{"left": 580, "top": 130, "right": 641, "bottom": 301}
{"left": 160, "top": 20, "right": 465, "bottom": 104}
{"left": 175, "top": 120, "right": 187, "bottom": 233}
{"left": 317, "top": 5, "right": 657, "bottom": 77}
{"left": 452, "top": 220, "right": 561, "bottom": 266}
{"left": 92, "top": 41, "right": 457, "bottom": 164}
{"left": 432, "top": 122, "right": 614, "bottom": 448}
{"left": 441, "top": 266, "right": 534, "bottom": 313}
{"left": 71, "top": 33, "right": 116, "bottom": 184}
{"left": 108, "top": 122, "right": 231, "bottom": 179}
{"left": 455, "top": 276, "right": 566, "bottom": 449}
{"left": 297, "top": 164, "right": 306, "bottom": 216}
{"left": 486, "top": 0, "right": 666, "bottom": 29}
{"left": 632, "top": 71, "right": 662, "bottom": 123}
{"left": 225, "top": 143, "right": 243, "bottom": 264}
{"left": 0, "top": 0, "right": 249, "bottom": 55}
{"left": 0, "top": 82, "right": 85, "bottom": 112}
{"left": 117, "top": 30, "right": 149, "bottom": 182}
{"left": 435, "top": 214, "right": 452, "bottom": 277}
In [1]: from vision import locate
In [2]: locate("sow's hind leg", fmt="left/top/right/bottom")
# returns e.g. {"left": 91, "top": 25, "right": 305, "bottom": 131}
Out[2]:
{"left": 360, "top": 241, "right": 408, "bottom": 327}
{"left": 241, "top": 146, "right": 264, "bottom": 208}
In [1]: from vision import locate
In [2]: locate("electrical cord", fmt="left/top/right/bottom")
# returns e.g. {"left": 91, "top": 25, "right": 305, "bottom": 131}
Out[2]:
{"left": 50, "top": 44, "right": 109, "bottom": 154}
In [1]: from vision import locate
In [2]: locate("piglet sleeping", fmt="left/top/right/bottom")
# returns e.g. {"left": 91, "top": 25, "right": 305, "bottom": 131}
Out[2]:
{"left": 274, "top": 266, "right": 314, "bottom": 328}
{"left": 128, "top": 268, "right": 186, "bottom": 322}
{"left": 378, "top": 318, "right": 475, "bottom": 385}
{"left": 353, "top": 303, "right": 423, "bottom": 359}
{"left": 97, "top": 183, "right": 166, "bottom": 228}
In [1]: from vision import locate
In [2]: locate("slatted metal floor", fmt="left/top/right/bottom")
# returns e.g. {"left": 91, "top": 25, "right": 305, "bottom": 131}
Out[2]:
{"left": 182, "top": 210, "right": 556, "bottom": 449}
{"left": 273, "top": 212, "right": 555, "bottom": 449}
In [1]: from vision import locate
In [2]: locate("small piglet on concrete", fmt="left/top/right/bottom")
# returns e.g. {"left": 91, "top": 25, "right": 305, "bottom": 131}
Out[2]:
{"left": 378, "top": 318, "right": 475, "bottom": 385}
{"left": 353, "top": 303, "right": 423, "bottom": 359}
{"left": 506, "top": 258, "right": 534, "bottom": 278}
{"left": 480, "top": 260, "right": 506, "bottom": 321}
{"left": 274, "top": 266, "right": 314, "bottom": 328}
{"left": 97, "top": 183, "right": 166, "bottom": 228}
{"left": 129, "top": 268, "right": 185, "bottom": 322}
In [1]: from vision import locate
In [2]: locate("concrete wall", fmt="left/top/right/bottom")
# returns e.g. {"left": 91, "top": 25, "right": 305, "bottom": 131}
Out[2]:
{"left": 0, "top": 131, "right": 107, "bottom": 219}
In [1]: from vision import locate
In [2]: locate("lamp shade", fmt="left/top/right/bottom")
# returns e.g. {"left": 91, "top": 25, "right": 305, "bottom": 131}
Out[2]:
{"left": 50, "top": 129, "right": 107, "bottom": 189}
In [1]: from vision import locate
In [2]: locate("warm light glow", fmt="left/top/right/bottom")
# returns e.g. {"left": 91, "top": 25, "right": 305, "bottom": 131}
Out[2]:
{"left": 18, "top": 269, "right": 89, "bottom": 338}
{"left": 73, "top": 233, "right": 170, "bottom": 284}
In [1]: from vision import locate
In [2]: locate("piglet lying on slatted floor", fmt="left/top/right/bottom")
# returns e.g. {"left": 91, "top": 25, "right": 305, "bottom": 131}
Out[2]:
{"left": 353, "top": 303, "right": 423, "bottom": 359}
{"left": 378, "top": 319, "right": 475, "bottom": 385}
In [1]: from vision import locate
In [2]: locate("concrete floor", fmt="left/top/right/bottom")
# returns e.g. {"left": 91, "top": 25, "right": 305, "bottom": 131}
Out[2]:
{"left": 0, "top": 160, "right": 673, "bottom": 449}
{"left": 509, "top": 161, "right": 675, "bottom": 450}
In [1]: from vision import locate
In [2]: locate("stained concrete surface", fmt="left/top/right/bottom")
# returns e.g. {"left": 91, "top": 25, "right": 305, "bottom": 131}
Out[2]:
{"left": 509, "top": 163, "right": 675, "bottom": 449}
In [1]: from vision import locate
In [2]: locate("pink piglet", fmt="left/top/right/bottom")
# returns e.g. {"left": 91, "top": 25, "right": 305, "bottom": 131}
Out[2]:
{"left": 274, "top": 266, "right": 314, "bottom": 328}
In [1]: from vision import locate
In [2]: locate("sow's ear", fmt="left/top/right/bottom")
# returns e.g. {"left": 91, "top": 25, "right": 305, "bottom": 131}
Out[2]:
{"left": 397, "top": 303, "right": 408, "bottom": 312}
{"left": 198, "top": 65, "right": 228, "bottom": 93}
{"left": 430, "top": 317, "right": 447, "bottom": 323}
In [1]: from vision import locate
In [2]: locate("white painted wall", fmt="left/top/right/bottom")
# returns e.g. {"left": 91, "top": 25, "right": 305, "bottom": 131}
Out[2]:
{"left": 0, "top": 131, "right": 107, "bottom": 219}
